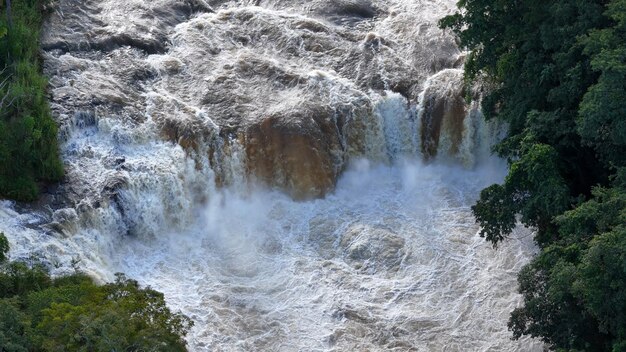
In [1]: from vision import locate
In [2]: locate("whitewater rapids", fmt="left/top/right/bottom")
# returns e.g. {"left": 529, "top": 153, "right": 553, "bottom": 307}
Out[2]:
{"left": 1, "top": 0, "right": 545, "bottom": 350}
{"left": 1, "top": 157, "right": 542, "bottom": 351}
{"left": 112, "top": 159, "right": 542, "bottom": 351}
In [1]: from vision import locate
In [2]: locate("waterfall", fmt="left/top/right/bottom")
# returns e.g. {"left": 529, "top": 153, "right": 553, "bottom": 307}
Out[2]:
{"left": 0, "top": 0, "right": 543, "bottom": 350}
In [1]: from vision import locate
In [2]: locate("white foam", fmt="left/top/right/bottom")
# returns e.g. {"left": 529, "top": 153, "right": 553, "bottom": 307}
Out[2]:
{"left": 0, "top": 0, "right": 545, "bottom": 350}
{"left": 105, "top": 158, "right": 540, "bottom": 351}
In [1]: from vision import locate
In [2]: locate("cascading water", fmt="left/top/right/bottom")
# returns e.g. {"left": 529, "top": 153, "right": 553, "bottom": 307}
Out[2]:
{"left": 0, "top": 0, "right": 543, "bottom": 350}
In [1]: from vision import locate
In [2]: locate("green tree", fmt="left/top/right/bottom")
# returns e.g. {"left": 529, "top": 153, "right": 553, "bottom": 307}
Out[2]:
{"left": 34, "top": 274, "right": 191, "bottom": 352}
{"left": 441, "top": 0, "right": 609, "bottom": 245}
{"left": 578, "top": 0, "right": 626, "bottom": 167}
{"left": 0, "top": 236, "right": 192, "bottom": 351}
{"left": 441, "top": 0, "right": 626, "bottom": 350}
{"left": 0, "top": 299, "right": 31, "bottom": 352}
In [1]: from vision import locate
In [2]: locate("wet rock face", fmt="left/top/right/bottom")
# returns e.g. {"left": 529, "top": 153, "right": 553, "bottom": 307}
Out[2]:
{"left": 42, "top": 0, "right": 462, "bottom": 203}
{"left": 419, "top": 69, "right": 469, "bottom": 161}
{"left": 242, "top": 107, "right": 343, "bottom": 199}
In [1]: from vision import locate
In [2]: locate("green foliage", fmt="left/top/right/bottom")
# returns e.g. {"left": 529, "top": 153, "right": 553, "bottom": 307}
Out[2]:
{"left": 0, "top": 238, "right": 192, "bottom": 351}
{"left": 0, "top": 299, "right": 31, "bottom": 352}
{"left": 34, "top": 274, "right": 192, "bottom": 352}
{"left": 0, "top": 0, "right": 63, "bottom": 201}
{"left": 579, "top": 229, "right": 626, "bottom": 343}
{"left": 578, "top": 0, "right": 626, "bottom": 167}
{"left": 509, "top": 179, "right": 626, "bottom": 351}
{"left": 474, "top": 142, "right": 571, "bottom": 246}
{"left": 0, "top": 233, "right": 8, "bottom": 264}
{"left": 442, "top": 0, "right": 608, "bottom": 244}
{"left": 0, "top": 261, "right": 50, "bottom": 298}
{"left": 442, "top": 0, "right": 626, "bottom": 350}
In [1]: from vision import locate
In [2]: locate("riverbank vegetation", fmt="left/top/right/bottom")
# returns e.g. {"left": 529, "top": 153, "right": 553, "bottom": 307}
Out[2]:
{"left": 441, "top": 0, "right": 626, "bottom": 350}
{"left": 0, "top": 0, "right": 63, "bottom": 201}
{"left": 0, "top": 234, "right": 192, "bottom": 351}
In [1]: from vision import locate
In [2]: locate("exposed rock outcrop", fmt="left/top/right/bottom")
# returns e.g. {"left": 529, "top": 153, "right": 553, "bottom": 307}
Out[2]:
{"left": 242, "top": 108, "right": 342, "bottom": 199}
{"left": 420, "top": 69, "right": 468, "bottom": 160}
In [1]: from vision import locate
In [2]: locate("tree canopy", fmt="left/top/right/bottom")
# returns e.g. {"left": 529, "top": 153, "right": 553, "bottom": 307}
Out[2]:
{"left": 0, "top": 233, "right": 192, "bottom": 351}
{"left": 441, "top": 0, "right": 626, "bottom": 350}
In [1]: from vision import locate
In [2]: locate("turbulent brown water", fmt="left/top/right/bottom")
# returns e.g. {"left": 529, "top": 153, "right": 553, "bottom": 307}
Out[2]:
{"left": 1, "top": 0, "right": 544, "bottom": 350}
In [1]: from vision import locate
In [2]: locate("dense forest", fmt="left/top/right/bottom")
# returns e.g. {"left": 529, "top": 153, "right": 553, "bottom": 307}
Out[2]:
{"left": 441, "top": 0, "right": 626, "bottom": 350}
{"left": 0, "top": 0, "right": 63, "bottom": 201}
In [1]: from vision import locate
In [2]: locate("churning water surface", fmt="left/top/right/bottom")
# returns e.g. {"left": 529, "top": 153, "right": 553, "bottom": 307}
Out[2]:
{"left": 0, "top": 152, "right": 543, "bottom": 351}
{"left": 0, "top": 0, "right": 548, "bottom": 350}
{"left": 104, "top": 158, "right": 541, "bottom": 351}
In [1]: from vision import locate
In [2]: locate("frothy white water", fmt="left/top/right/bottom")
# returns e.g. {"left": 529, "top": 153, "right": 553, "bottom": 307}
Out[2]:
{"left": 0, "top": 157, "right": 541, "bottom": 351}
{"left": 375, "top": 92, "right": 419, "bottom": 160}
{"left": 0, "top": 0, "right": 544, "bottom": 350}
{"left": 114, "top": 159, "right": 541, "bottom": 351}
{"left": 1, "top": 156, "right": 542, "bottom": 351}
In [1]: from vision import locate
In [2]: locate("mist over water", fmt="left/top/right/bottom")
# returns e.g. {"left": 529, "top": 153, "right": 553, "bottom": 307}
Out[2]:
{"left": 1, "top": 157, "right": 543, "bottom": 351}
{"left": 0, "top": 0, "right": 547, "bottom": 350}
{"left": 106, "top": 158, "right": 540, "bottom": 351}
